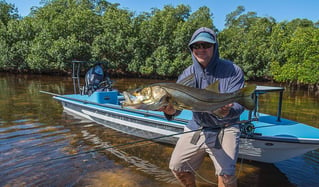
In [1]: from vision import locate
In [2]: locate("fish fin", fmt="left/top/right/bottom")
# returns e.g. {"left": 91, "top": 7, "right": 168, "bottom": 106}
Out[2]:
{"left": 177, "top": 74, "right": 195, "bottom": 87}
{"left": 237, "top": 84, "right": 256, "bottom": 110}
{"left": 205, "top": 80, "right": 220, "bottom": 93}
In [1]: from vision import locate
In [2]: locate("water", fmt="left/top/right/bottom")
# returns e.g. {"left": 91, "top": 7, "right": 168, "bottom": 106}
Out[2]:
{"left": 0, "top": 73, "right": 318, "bottom": 187}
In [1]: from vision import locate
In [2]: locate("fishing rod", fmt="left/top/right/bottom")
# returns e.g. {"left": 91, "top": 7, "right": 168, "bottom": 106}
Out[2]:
{"left": 8, "top": 128, "right": 202, "bottom": 171}
{"left": 9, "top": 116, "right": 256, "bottom": 171}
{"left": 9, "top": 116, "right": 257, "bottom": 171}
{"left": 40, "top": 90, "right": 258, "bottom": 129}
{"left": 40, "top": 89, "right": 259, "bottom": 135}
{"left": 30, "top": 90, "right": 258, "bottom": 170}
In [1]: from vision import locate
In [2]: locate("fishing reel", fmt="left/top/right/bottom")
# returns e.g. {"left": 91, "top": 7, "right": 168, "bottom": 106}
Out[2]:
{"left": 240, "top": 122, "right": 255, "bottom": 137}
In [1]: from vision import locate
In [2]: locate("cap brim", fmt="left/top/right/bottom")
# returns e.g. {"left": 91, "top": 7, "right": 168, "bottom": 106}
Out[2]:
{"left": 189, "top": 36, "right": 216, "bottom": 46}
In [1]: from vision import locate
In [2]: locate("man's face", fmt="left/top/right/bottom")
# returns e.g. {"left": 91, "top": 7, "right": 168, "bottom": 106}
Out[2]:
{"left": 191, "top": 42, "right": 214, "bottom": 67}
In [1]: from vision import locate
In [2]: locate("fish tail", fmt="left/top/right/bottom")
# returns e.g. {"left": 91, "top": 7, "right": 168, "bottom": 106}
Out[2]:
{"left": 237, "top": 84, "right": 256, "bottom": 110}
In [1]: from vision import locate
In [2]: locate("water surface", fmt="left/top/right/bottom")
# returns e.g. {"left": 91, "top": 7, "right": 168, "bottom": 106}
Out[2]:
{"left": 0, "top": 73, "right": 318, "bottom": 186}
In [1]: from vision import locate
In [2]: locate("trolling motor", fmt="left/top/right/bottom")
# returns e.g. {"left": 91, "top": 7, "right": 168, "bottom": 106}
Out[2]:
{"left": 82, "top": 63, "right": 113, "bottom": 95}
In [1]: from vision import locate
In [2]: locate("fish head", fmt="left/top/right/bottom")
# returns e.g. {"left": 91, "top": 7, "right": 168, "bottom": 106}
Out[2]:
{"left": 122, "top": 85, "right": 168, "bottom": 110}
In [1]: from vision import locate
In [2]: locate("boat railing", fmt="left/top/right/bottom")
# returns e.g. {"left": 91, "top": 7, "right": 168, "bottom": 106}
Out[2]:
{"left": 250, "top": 86, "right": 285, "bottom": 122}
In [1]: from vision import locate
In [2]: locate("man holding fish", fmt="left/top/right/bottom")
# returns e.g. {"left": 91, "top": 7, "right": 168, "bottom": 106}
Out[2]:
{"left": 162, "top": 27, "right": 245, "bottom": 187}
{"left": 123, "top": 27, "right": 254, "bottom": 187}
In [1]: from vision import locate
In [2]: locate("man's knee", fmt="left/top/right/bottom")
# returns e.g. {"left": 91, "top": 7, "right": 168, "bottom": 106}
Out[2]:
{"left": 172, "top": 170, "right": 196, "bottom": 187}
{"left": 220, "top": 175, "right": 237, "bottom": 186}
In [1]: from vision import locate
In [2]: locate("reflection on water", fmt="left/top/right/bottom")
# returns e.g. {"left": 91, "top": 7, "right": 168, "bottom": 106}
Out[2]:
{"left": 253, "top": 82, "right": 319, "bottom": 128}
{"left": 0, "top": 73, "right": 318, "bottom": 186}
{"left": 275, "top": 152, "right": 319, "bottom": 186}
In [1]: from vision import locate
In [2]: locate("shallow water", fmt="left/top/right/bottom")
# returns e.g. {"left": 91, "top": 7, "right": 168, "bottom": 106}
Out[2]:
{"left": 0, "top": 73, "right": 318, "bottom": 186}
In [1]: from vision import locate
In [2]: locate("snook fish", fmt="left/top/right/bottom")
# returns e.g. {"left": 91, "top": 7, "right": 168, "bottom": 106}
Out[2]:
{"left": 122, "top": 76, "right": 256, "bottom": 112}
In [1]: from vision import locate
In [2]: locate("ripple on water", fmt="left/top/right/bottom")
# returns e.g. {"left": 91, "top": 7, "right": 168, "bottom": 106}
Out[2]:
{"left": 275, "top": 150, "right": 319, "bottom": 187}
{"left": 0, "top": 117, "right": 120, "bottom": 186}
{"left": 0, "top": 119, "right": 70, "bottom": 184}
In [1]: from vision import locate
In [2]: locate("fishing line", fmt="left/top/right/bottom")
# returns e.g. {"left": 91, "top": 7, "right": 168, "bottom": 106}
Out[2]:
{"left": 182, "top": 119, "right": 256, "bottom": 185}
{"left": 7, "top": 128, "right": 202, "bottom": 171}
{"left": 7, "top": 119, "right": 255, "bottom": 180}
{"left": 186, "top": 134, "right": 249, "bottom": 186}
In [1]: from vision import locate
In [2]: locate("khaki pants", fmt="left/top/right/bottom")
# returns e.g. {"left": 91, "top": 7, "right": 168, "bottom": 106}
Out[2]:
{"left": 169, "top": 126, "right": 240, "bottom": 176}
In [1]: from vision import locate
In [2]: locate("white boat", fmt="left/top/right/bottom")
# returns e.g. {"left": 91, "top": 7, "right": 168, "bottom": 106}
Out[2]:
{"left": 44, "top": 61, "right": 319, "bottom": 163}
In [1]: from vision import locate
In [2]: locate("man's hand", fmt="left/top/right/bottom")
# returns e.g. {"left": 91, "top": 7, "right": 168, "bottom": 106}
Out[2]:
{"left": 212, "top": 103, "right": 234, "bottom": 118}
{"left": 158, "top": 103, "right": 176, "bottom": 115}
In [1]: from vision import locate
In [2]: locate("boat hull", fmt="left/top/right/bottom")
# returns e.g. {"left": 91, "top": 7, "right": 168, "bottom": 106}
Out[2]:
{"left": 238, "top": 137, "right": 319, "bottom": 163}
{"left": 54, "top": 93, "right": 319, "bottom": 163}
{"left": 61, "top": 100, "right": 183, "bottom": 145}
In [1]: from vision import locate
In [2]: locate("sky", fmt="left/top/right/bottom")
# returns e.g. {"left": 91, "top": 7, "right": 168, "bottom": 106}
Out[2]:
{"left": 5, "top": 0, "right": 319, "bottom": 30}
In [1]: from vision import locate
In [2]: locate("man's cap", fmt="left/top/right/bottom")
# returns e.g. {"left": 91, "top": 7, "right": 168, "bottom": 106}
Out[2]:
{"left": 189, "top": 32, "right": 216, "bottom": 46}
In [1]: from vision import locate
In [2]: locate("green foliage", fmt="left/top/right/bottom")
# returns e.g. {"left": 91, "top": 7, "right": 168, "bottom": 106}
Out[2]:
{"left": 219, "top": 7, "right": 276, "bottom": 80}
{"left": 0, "top": 0, "right": 19, "bottom": 25}
{"left": 0, "top": 1, "right": 318, "bottom": 87}
{"left": 25, "top": 0, "right": 103, "bottom": 72}
{"left": 91, "top": 5, "right": 134, "bottom": 71}
{"left": 270, "top": 27, "right": 319, "bottom": 85}
{"left": 219, "top": 6, "right": 318, "bottom": 87}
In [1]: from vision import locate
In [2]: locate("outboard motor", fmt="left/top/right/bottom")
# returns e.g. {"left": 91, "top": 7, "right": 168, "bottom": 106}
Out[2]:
{"left": 82, "top": 63, "right": 112, "bottom": 95}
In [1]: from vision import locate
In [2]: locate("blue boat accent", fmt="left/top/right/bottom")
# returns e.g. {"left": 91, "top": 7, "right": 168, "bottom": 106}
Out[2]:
{"left": 45, "top": 60, "right": 319, "bottom": 163}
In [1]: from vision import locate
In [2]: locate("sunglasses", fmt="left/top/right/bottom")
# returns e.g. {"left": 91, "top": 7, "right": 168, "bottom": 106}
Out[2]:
{"left": 191, "top": 43, "right": 213, "bottom": 49}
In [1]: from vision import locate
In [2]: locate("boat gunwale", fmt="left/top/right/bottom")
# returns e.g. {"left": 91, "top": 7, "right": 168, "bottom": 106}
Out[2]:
{"left": 55, "top": 95, "right": 319, "bottom": 146}
{"left": 243, "top": 134, "right": 319, "bottom": 145}
{"left": 54, "top": 95, "right": 186, "bottom": 128}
